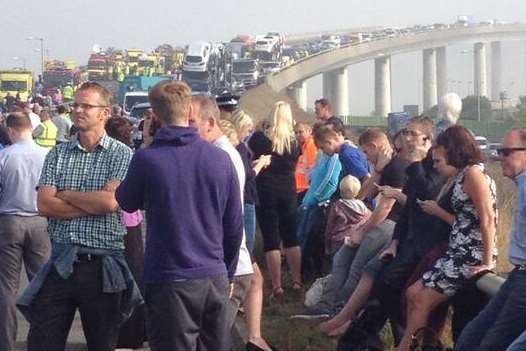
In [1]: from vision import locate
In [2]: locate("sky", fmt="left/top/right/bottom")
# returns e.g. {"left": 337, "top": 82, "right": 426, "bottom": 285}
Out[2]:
{"left": 3, "top": 0, "right": 526, "bottom": 114}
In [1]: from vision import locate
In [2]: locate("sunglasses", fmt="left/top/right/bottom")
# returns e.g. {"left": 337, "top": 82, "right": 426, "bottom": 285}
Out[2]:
{"left": 497, "top": 147, "right": 526, "bottom": 157}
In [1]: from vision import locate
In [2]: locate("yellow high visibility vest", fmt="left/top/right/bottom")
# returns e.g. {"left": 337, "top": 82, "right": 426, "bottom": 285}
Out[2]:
{"left": 36, "top": 120, "right": 58, "bottom": 149}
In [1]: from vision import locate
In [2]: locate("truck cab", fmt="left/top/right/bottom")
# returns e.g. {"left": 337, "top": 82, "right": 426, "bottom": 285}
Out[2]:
{"left": 231, "top": 59, "right": 259, "bottom": 93}
{"left": 0, "top": 70, "right": 33, "bottom": 102}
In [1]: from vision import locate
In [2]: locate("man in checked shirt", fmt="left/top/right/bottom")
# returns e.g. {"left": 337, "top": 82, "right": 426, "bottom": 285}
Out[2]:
{"left": 17, "top": 82, "right": 141, "bottom": 351}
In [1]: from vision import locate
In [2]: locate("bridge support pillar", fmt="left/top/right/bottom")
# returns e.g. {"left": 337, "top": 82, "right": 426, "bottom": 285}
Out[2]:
{"left": 323, "top": 68, "right": 349, "bottom": 117}
{"left": 374, "top": 55, "right": 391, "bottom": 117}
{"left": 423, "top": 48, "right": 437, "bottom": 112}
{"left": 287, "top": 81, "right": 307, "bottom": 111}
{"left": 474, "top": 42, "right": 488, "bottom": 97}
{"left": 491, "top": 41, "right": 502, "bottom": 101}
{"left": 436, "top": 46, "right": 448, "bottom": 100}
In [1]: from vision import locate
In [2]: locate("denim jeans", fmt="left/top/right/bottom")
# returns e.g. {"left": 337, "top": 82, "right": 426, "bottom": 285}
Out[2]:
{"left": 27, "top": 260, "right": 125, "bottom": 351}
{"left": 244, "top": 204, "right": 256, "bottom": 253}
{"left": 322, "top": 220, "right": 395, "bottom": 310}
{"left": 507, "top": 329, "right": 526, "bottom": 351}
{"left": 455, "top": 268, "right": 526, "bottom": 351}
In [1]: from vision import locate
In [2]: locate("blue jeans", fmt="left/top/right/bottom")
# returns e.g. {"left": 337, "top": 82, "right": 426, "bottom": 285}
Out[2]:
{"left": 321, "top": 220, "right": 394, "bottom": 310}
{"left": 455, "top": 268, "right": 526, "bottom": 351}
{"left": 508, "top": 329, "right": 526, "bottom": 351}
{"left": 297, "top": 205, "right": 324, "bottom": 247}
{"left": 244, "top": 204, "right": 256, "bottom": 253}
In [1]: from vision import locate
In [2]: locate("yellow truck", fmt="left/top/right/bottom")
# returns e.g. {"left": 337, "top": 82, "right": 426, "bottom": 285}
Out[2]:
{"left": 0, "top": 70, "right": 33, "bottom": 102}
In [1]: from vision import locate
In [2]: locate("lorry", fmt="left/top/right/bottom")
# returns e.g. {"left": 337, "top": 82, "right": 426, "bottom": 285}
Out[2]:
{"left": 87, "top": 53, "right": 110, "bottom": 81}
{"left": 42, "top": 60, "right": 79, "bottom": 96}
{"left": 230, "top": 58, "right": 259, "bottom": 93}
{"left": 229, "top": 35, "right": 255, "bottom": 59}
{"left": 0, "top": 70, "right": 33, "bottom": 102}
{"left": 117, "top": 75, "right": 170, "bottom": 106}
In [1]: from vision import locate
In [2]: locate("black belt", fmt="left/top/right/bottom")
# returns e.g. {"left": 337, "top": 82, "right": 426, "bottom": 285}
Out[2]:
{"left": 75, "top": 253, "right": 103, "bottom": 263}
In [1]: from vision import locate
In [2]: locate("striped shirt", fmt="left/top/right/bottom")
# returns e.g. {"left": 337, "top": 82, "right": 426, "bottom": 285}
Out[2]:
{"left": 39, "top": 134, "right": 132, "bottom": 250}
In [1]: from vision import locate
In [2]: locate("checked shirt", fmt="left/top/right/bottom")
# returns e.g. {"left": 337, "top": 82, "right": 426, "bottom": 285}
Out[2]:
{"left": 39, "top": 134, "right": 132, "bottom": 250}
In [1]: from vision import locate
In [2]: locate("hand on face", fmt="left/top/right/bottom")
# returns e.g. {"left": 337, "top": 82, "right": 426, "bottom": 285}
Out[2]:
{"left": 375, "top": 144, "right": 393, "bottom": 171}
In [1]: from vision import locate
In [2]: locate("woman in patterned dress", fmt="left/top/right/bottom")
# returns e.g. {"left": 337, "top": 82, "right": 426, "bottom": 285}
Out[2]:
{"left": 396, "top": 125, "right": 497, "bottom": 351}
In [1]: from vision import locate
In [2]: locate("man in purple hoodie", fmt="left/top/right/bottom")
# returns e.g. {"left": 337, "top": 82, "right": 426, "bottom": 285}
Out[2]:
{"left": 116, "top": 80, "right": 244, "bottom": 351}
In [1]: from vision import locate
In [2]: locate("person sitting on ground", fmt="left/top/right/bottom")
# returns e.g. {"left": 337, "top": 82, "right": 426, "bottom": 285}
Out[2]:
{"left": 318, "top": 116, "right": 439, "bottom": 342}
{"left": 397, "top": 125, "right": 497, "bottom": 351}
{"left": 305, "top": 128, "right": 408, "bottom": 318}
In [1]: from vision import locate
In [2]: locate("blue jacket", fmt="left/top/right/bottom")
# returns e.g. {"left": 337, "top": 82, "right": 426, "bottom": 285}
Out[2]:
{"left": 302, "top": 153, "right": 342, "bottom": 207}
{"left": 116, "top": 126, "right": 243, "bottom": 283}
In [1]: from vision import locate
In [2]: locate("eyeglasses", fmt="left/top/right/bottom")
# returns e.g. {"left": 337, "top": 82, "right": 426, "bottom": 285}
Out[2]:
{"left": 71, "top": 103, "right": 108, "bottom": 110}
{"left": 497, "top": 147, "right": 526, "bottom": 157}
{"left": 401, "top": 129, "right": 424, "bottom": 138}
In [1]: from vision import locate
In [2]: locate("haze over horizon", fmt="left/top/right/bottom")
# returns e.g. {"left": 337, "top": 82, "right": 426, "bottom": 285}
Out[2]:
{"left": 3, "top": 0, "right": 526, "bottom": 114}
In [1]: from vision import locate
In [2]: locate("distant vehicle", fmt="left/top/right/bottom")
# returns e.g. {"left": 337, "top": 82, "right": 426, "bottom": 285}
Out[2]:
{"left": 260, "top": 61, "right": 281, "bottom": 76}
{"left": 384, "top": 28, "right": 399, "bottom": 38}
{"left": 231, "top": 58, "right": 259, "bottom": 93}
{"left": 0, "top": 69, "right": 33, "bottom": 102}
{"left": 487, "top": 142, "right": 501, "bottom": 160}
{"left": 361, "top": 32, "right": 372, "bottom": 42}
{"left": 480, "top": 19, "right": 495, "bottom": 26}
{"left": 455, "top": 15, "right": 472, "bottom": 27}
{"left": 123, "top": 91, "right": 149, "bottom": 115}
{"left": 117, "top": 75, "right": 170, "bottom": 105}
{"left": 254, "top": 35, "right": 282, "bottom": 61}
{"left": 129, "top": 102, "right": 151, "bottom": 120}
{"left": 183, "top": 42, "right": 212, "bottom": 72}
{"left": 321, "top": 34, "right": 341, "bottom": 48}
{"left": 475, "top": 136, "right": 488, "bottom": 150}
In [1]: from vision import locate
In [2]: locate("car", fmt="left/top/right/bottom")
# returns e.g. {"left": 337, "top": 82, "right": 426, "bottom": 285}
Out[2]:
{"left": 129, "top": 102, "right": 151, "bottom": 120}
{"left": 487, "top": 142, "right": 501, "bottom": 160}
{"left": 475, "top": 136, "right": 488, "bottom": 151}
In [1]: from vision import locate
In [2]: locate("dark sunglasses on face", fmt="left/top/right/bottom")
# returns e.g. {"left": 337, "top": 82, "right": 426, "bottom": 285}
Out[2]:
{"left": 497, "top": 147, "right": 526, "bottom": 157}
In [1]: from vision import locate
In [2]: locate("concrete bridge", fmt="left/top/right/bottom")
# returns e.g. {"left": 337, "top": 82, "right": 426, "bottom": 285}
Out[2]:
{"left": 266, "top": 24, "right": 526, "bottom": 117}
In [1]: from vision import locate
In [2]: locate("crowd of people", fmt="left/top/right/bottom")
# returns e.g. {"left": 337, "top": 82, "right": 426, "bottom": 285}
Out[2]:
{"left": 1, "top": 80, "right": 526, "bottom": 351}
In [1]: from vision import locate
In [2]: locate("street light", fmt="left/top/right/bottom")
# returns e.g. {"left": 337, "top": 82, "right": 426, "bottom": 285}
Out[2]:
{"left": 26, "top": 36, "right": 44, "bottom": 78}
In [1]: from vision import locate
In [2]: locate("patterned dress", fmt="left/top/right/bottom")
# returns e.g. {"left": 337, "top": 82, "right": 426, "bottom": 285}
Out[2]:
{"left": 422, "top": 164, "right": 498, "bottom": 296}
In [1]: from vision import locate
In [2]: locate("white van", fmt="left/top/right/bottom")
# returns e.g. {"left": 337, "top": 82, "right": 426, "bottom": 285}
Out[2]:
{"left": 123, "top": 91, "right": 149, "bottom": 115}
{"left": 183, "top": 42, "right": 212, "bottom": 72}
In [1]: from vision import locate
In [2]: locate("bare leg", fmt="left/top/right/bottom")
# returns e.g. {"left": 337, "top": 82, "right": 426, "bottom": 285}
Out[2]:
{"left": 319, "top": 273, "right": 375, "bottom": 334}
{"left": 265, "top": 250, "right": 282, "bottom": 292}
{"left": 245, "top": 263, "right": 273, "bottom": 351}
{"left": 396, "top": 280, "right": 448, "bottom": 351}
{"left": 284, "top": 246, "right": 302, "bottom": 286}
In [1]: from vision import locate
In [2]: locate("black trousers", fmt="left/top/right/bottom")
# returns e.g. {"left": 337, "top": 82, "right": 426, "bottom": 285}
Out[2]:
{"left": 145, "top": 274, "right": 230, "bottom": 351}
{"left": 27, "top": 260, "right": 124, "bottom": 351}
{"left": 117, "top": 225, "right": 146, "bottom": 348}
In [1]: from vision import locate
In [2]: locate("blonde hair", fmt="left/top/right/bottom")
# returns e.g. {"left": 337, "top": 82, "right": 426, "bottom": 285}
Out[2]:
{"left": 232, "top": 109, "right": 253, "bottom": 130}
{"left": 219, "top": 119, "right": 240, "bottom": 146}
{"left": 339, "top": 175, "right": 361, "bottom": 199}
{"left": 268, "top": 101, "right": 295, "bottom": 155}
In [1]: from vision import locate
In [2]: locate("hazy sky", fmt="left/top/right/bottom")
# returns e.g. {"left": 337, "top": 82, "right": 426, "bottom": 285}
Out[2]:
{"left": 3, "top": 0, "right": 526, "bottom": 114}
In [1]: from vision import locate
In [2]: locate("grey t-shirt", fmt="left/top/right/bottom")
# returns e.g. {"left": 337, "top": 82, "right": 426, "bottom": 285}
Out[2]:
{"left": 52, "top": 114, "right": 73, "bottom": 142}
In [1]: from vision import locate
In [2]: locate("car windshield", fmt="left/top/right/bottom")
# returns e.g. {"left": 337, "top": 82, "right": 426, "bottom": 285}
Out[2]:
{"left": 185, "top": 55, "right": 202, "bottom": 63}
{"left": 125, "top": 95, "right": 149, "bottom": 112}
{"left": 130, "top": 106, "right": 150, "bottom": 119}
{"left": 1, "top": 81, "right": 27, "bottom": 91}
{"left": 232, "top": 61, "right": 256, "bottom": 73}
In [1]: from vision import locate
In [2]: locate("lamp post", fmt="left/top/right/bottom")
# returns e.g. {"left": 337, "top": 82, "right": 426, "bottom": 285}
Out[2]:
{"left": 26, "top": 36, "right": 44, "bottom": 78}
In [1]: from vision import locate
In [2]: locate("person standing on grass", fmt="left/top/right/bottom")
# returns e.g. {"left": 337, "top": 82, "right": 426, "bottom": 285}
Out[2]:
{"left": 116, "top": 81, "right": 243, "bottom": 351}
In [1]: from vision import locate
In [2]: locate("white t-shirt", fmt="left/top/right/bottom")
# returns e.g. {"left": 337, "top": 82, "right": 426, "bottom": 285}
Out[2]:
{"left": 213, "top": 135, "right": 254, "bottom": 276}
{"left": 28, "top": 112, "right": 42, "bottom": 131}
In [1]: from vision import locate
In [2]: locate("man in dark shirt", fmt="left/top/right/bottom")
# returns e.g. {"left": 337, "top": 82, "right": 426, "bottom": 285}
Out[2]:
{"left": 315, "top": 98, "right": 343, "bottom": 125}
{"left": 116, "top": 81, "right": 243, "bottom": 351}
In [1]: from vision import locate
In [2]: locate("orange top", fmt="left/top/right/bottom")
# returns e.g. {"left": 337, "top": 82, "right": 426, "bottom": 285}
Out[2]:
{"left": 295, "top": 137, "right": 318, "bottom": 193}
